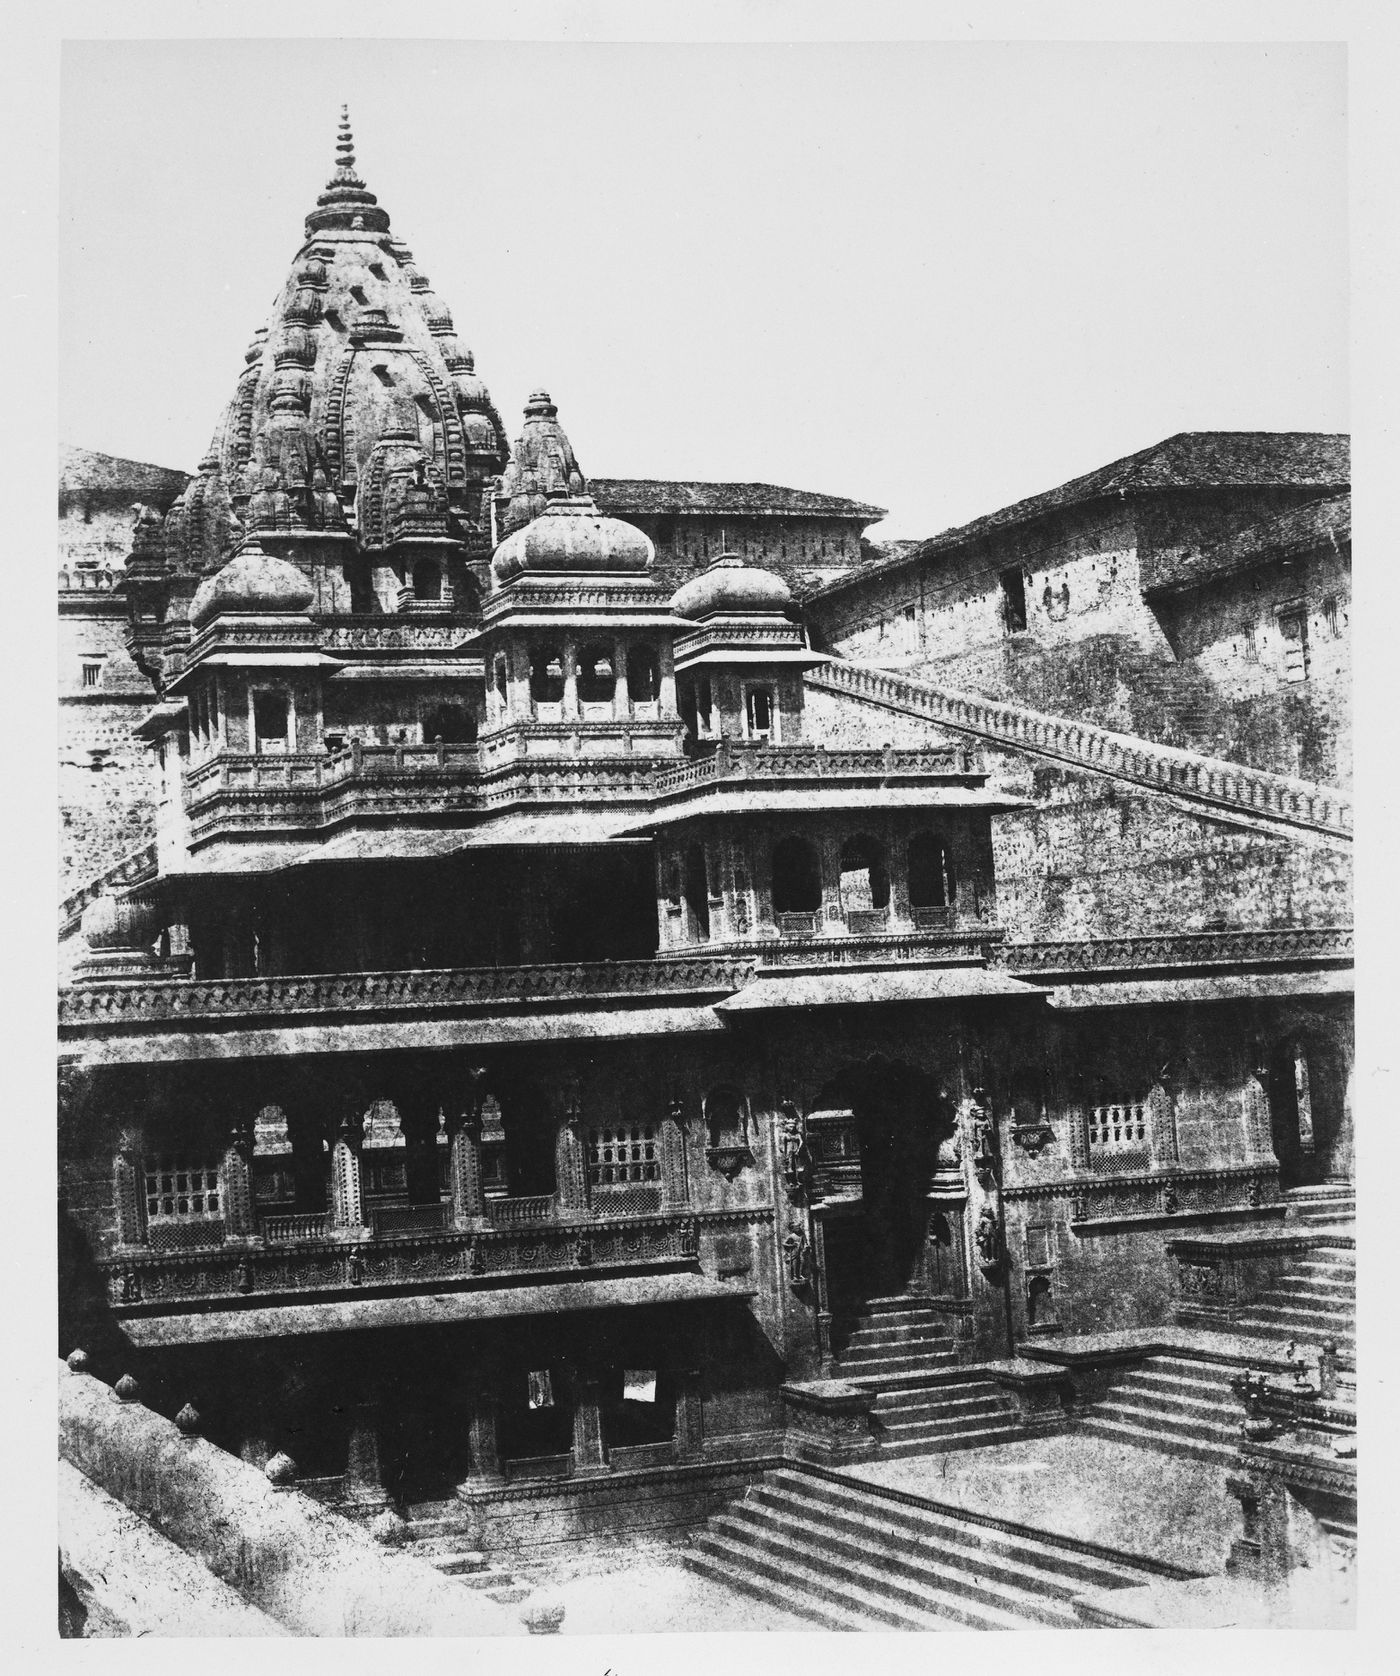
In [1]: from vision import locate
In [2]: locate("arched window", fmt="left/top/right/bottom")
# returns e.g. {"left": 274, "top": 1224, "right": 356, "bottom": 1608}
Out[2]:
{"left": 347, "top": 561, "right": 377, "bottom": 615}
{"left": 771, "top": 836, "right": 822, "bottom": 931}
{"left": 683, "top": 843, "right": 710, "bottom": 941}
{"left": 413, "top": 560, "right": 441, "bottom": 602}
{"left": 839, "top": 835, "right": 889, "bottom": 925}
{"left": 703, "top": 1086, "right": 752, "bottom": 1178}
{"left": 908, "top": 832, "right": 956, "bottom": 923}
{"left": 577, "top": 643, "right": 615, "bottom": 706}
{"left": 529, "top": 643, "right": 565, "bottom": 707}
{"left": 627, "top": 643, "right": 660, "bottom": 705}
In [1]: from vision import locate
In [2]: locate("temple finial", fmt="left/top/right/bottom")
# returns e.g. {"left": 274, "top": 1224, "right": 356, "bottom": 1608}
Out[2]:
{"left": 335, "top": 105, "right": 356, "bottom": 175}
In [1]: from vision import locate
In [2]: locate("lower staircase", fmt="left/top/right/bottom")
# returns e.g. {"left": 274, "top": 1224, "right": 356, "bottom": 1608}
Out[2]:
{"left": 402, "top": 1503, "right": 530, "bottom": 1604}
{"left": 1078, "top": 1355, "right": 1244, "bottom": 1469}
{"left": 684, "top": 1465, "right": 1198, "bottom": 1630}
{"left": 1229, "top": 1243, "right": 1355, "bottom": 1365}
{"left": 832, "top": 1296, "right": 1024, "bottom": 1457}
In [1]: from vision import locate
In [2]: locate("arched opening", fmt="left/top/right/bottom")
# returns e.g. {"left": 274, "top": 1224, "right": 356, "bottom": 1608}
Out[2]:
{"left": 1268, "top": 1034, "right": 1349, "bottom": 1188}
{"left": 682, "top": 843, "right": 710, "bottom": 941}
{"left": 412, "top": 560, "right": 442, "bottom": 602}
{"left": 529, "top": 643, "right": 565, "bottom": 712}
{"left": 679, "top": 676, "right": 714, "bottom": 747}
{"left": 839, "top": 834, "right": 890, "bottom": 928}
{"left": 494, "top": 1081, "right": 557, "bottom": 1200}
{"left": 908, "top": 832, "right": 956, "bottom": 925}
{"left": 627, "top": 643, "right": 660, "bottom": 705}
{"left": 492, "top": 654, "right": 509, "bottom": 715}
{"left": 420, "top": 702, "right": 477, "bottom": 745}
{"left": 1026, "top": 1273, "right": 1056, "bottom": 1330}
{"left": 771, "top": 835, "right": 823, "bottom": 932}
{"left": 576, "top": 643, "right": 615, "bottom": 708}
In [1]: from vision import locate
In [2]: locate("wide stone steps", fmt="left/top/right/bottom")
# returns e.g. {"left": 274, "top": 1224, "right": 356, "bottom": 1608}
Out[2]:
{"left": 835, "top": 1348, "right": 962, "bottom": 1379}
{"left": 842, "top": 1321, "right": 955, "bottom": 1351}
{"left": 684, "top": 1467, "right": 1180, "bottom": 1630}
{"left": 1077, "top": 1413, "right": 1237, "bottom": 1471}
{"left": 1079, "top": 1355, "right": 1242, "bottom": 1469}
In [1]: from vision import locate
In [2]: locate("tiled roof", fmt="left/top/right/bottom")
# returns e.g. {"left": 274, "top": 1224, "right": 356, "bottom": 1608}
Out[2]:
{"left": 809, "top": 432, "right": 1350, "bottom": 602}
{"left": 591, "top": 479, "right": 886, "bottom": 519}
{"left": 1145, "top": 490, "right": 1351, "bottom": 597}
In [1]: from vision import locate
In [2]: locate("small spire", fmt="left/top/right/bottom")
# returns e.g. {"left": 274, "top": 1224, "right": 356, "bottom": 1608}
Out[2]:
{"left": 335, "top": 105, "right": 356, "bottom": 176}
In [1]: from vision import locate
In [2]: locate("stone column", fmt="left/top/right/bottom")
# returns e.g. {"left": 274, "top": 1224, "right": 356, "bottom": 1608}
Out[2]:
{"left": 658, "top": 639, "right": 678, "bottom": 722}
{"left": 562, "top": 637, "right": 580, "bottom": 720}
{"left": 660, "top": 1097, "right": 690, "bottom": 1210}
{"left": 448, "top": 1113, "right": 486, "bottom": 1227}
{"left": 555, "top": 1087, "right": 589, "bottom": 1216}
{"left": 1148, "top": 1080, "right": 1179, "bottom": 1169}
{"left": 570, "top": 1366, "right": 609, "bottom": 1477}
{"left": 1242, "top": 1068, "right": 1277, "bottom": 1163}
{"left": 507, "top": 637, "right": 531, "bottom": 724}
{"left": 112, "top": 1130, "right": 147, "bottom": 1249}
{"left": 330, "top": 1112, "right": 366, "bottom": 1232}
{"left": 458, "top": 1383, "right": 505, "bottom": 1493}
{"left": 1066, "top": 1102, "right": 1091, "bottom": 1174}
{"left": 343, "top": 1398, "right": 390, "bottom": 1512}
{"left": 218, "top": 1120, "right": 256, "bottom": 1239}
{"left": 612, "top": 638, "right": 630, "bottom": 721}
{"left": 674, "top": 1367, "right": 704, "bottom": 1460}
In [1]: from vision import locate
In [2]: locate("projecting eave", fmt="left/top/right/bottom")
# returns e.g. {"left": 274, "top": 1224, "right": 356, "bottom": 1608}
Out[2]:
{"left": 673, "top": 648, "right": 829, "bottom": 670}
{"left": 165, "top": 650, "right": 344, "bottom": 692}
{"left": 328, "top": 659, "right": 485, "bottom": 681}
{"left": 617, "top": 785, "right": 1032, "bottom": 833}
{"left": 132, "top": 700, "right": 188, "bottom": 741}
{"left": 718, "top": 965, "right": 1047, "bottom": 1011}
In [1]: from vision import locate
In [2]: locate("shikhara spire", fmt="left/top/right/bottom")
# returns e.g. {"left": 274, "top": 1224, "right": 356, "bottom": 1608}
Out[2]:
{"left": 306, "top": 103, "right": 390, "bottom": 237}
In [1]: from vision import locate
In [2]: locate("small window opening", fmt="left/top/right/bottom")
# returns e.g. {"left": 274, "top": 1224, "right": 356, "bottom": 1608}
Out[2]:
{"left": 908, "top": 832, "right": 956, "bottom": 910}
{"left": 493, "top": 654, "right": 509, "bottom": 708}
{"left": 999, "top": 567, "right": 1028, "bottom": 634}
{"left": 530, "top": 643, "right": 565, "bottom": 706}
{"left": 838, "top": 835, "right": 890, "bottom": 918}
{"left": 683, "top": 843, "right": 710, "bottom": 941}
{"left": 577, "top": 643, "right": 615, "bottom": 706}
{"left": 81, "top": 662, "right": 102, "bottom": 689}
{"left": 421, "top": 702, "right": 477, "bottom": 745}
{"left": 350, "top": 284, "right": 369, "bottom": 305}
{"left": 627, "top": 643, "right": 660, "bottom": 704}
{"left": 346, "top": 562, "right": 377, "bottom": 614}
{"left": 413, "top": 560, "right": 442, "bottom": 602}
{"left": 770, "top": 836, "right": 822, "bottom": 916}
{"left": 1278, "top": 609, "right": 1310, "bottom": 684}
{"left": 254, "top": 690, "right": 289, "bottom": 753}
{"left": 745, "top": 685, "right": 775, "bottom": 741}
{"left": 372, "top": 364, "right": 395, "bottom": 387}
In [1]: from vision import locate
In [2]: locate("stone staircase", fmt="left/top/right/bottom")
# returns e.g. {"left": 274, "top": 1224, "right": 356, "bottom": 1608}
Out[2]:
{"left": 1230, "top": 1244, "right": 1355, "bottom": 1365}
{"left": 1284, "top": 1183, "right": 1356, "bottom": 1228}
{"left": 831, "top": 1296, "right": 1024, "bottom": 1457}
{"left": 403, "top": 1503, "right": 530, "bottom": 1604}
{"left": 683, "top": 1465, "right": 1197, "bottom": 1630}
{"left": 1078, "top": 1354, "right": 1245, "bottom": 1469}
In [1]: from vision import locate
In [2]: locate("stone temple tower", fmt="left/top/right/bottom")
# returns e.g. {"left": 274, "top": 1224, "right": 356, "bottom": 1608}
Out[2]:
{"left": 125, "top": 109, "right": 510, "bottom": 693}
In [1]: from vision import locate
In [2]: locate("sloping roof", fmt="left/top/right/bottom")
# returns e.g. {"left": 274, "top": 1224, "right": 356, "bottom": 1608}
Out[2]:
{"left": 59, "top": 446, "right": 190, "bottom": 513}
{"left": 591, "top": 478, "right": 886, "bottom": 519}
{"left": 1144, "top": 490, "right": 1351, "bottom": 597}
{"left": 809, "top": 432, "right": 1350, "bottom": 602}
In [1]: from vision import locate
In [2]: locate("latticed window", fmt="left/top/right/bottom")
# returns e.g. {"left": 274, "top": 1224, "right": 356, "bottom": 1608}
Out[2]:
{"left": 588, "top": 1124, "right": 660, "bottom": 1187}
{"left": 144, "top": 1156, "right": 221, "bottom": 1221}
{"left": 1087, "top": 1101, "right": 1150, "bottom": 1172}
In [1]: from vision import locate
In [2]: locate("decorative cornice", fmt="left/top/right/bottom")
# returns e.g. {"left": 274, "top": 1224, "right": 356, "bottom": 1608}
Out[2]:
{"left": 997, "top": 927, "right": 1353, "bottom": 976}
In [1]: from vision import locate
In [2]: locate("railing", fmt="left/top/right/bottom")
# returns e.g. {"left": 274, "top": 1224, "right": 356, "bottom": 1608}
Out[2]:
{"left": 997, "top": 927, "right": 1354, "bottom": 975}
{"left": 809, "top": 659, "right": 1353, "bottom": 842}
{"left": 58, "top": 566, "right": 122, "bottom": 593}
{"left": 261, "top": 1212, "right": 332, "bottom": 1242}
{"left": 59, "top": 841, "right": 159, "bottom": 937}
{"left": 590, "top": 1184, "right": 663, "bottom": 1217}
{"left": 485, "top": 1194, "right": 557, "bottom": 1227}
{"left": 369, "top": 1202, "right": 453, "bottom": 1236}
{"left": 60, "top": 954, "right": 755, "bottom": 1026}
{"left": 652, "top": 737, "right": 976, "bottom": 796}
{"left": 775, "top": 910, "right": 823, "bottom": 937}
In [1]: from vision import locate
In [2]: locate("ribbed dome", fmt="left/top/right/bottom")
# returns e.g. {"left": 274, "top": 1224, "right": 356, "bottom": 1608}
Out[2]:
{"left": 189, "top": 542, "right": 315, "bottom": 625}
{"left": 492, "top": 497, "right": 654, "bottom": 582}
{"left": 671, "top": 553, "right": 793, "bottom": 619}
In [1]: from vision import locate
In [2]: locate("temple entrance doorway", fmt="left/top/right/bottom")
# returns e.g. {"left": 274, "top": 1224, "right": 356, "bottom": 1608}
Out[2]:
{"left": 812, "top": 1057, "right": 948, "bottom": 1308}
{"left": 1267, "top": 1034, "right": 1350, "bottom": 1188}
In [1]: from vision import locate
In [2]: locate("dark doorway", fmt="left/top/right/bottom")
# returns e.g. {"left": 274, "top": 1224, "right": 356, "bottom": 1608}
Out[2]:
{"left": 1268, "top": 1035, "right": 1349, "bottom": 1187}
{"left": 812, "top": 1057, "right": 949, "bottom": 1304}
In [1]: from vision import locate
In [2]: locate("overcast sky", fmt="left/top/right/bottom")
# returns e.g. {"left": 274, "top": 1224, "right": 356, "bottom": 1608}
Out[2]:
{"left": 59, "top": 38, "right": 1346, "bottom": 539}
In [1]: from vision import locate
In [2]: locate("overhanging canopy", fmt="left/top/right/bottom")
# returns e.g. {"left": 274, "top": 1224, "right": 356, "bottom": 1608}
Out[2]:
{"left": 119, "top": 1272, "right": 752, "bottom": 1345}
{"left": 717, "top": 965, "right": 1046, "bottom": 1011}
{"left": 1046, "top": 970, "right": 1353, "bottom": 1010}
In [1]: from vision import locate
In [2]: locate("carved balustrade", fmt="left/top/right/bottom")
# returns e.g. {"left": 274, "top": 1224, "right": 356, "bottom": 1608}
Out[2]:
{"left": 652, "top": 739, "right": 979, "bottom": 797}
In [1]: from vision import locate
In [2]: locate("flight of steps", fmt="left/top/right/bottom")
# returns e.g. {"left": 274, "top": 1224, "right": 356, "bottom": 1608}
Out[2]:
{"left": 402, "top": 1503, "right": 530, "bottom": 1604}
{"left": 1078, "top": 1354, "right": 1244, "bottom": 1469}
{"left": 1230, "top": 1244, "right": 1355, "bottom": 1365}
{"left": 683, "top": 1465, "right": 1195, "bottom": 1630}
{"left": 832, "top": 1296, "right": 1025, "bottom": 1457}
{"left": 1283, "top": 1183, "right": 1355, "bottom": 1228}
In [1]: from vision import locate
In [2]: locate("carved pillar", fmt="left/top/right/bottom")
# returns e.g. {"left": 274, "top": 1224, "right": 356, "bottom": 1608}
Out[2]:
{"left": 612, "top": 638, "right": 630, "bottom": 720}
{"left": 660, "top": 1097, "right": 690, "bottom": 1209}
{"left": 112, "top": 1131, "right": 147, "bottom": 1249}
{"left": 811, "top": 1214, "right": 835, "bottom": 1375}
{"left": 555, "top": 1084, "right": 589, "bottom": 1216}
{"left": 1148, "top": 1080, "right": 1179, "bottom": 1169}
{"left": 570, "top": 1366, "right": 609, "bottom": 1477}
{"left": 1066, "top": 1101, "right": 1091, "bottom": 1174}
{"left": 344, "top": 1397, "right": 390, "bottom": 1512}
{"left": 330, "top": 1112, "right": 365, "bottom": 1232}
{"left": 458, "top": 1382, "right": 505, "bottom": 1492}
{"left": 218, "top": 1119, "right": 256, "bottom": 1239}
{"left": 448, "top": 1114, "right": 485, "bottom": 1227}
{"left": 561, "top": 636, "right": 580, "bottom": 720}
{"left": 674, "top": 1367, "right": 704, "bottom": 1460}
{"left": 658, "top": 638, "right": 678, "bottom": 721}
{"left": 1242, "top": 1068, "right": 1277, "bottom": 1163}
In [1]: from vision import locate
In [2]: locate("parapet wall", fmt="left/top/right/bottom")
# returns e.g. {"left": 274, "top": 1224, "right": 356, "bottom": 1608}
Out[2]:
{"left": 57, "top": 1359, "right": 516, "bottom": 1637}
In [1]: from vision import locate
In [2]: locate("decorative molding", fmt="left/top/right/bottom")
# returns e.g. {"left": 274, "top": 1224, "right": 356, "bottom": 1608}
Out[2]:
{"left": 996, "top": 927, "right": 1353, "bottom": 976}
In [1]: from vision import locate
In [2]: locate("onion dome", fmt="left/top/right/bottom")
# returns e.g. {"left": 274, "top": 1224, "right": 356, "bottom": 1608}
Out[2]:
{"left": 81, "top": 891, "right": 160, "bottom": 952}
{"left": 493, "top": 496, "right": 654, "bottom": 582}
{"left": 189, "top": 541, "right": 315, "bottom": 625}
{"left": 304, "top": 106, "right": 390, "bottom": 237}
{"left": 497, "top": 391, "right": 587, "bottom": 537}
{"left": 671, "top": 553, "right": 793, "bottom": 619}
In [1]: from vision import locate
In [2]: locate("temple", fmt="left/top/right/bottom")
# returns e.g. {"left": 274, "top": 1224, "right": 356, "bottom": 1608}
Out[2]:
{"left": 58, "top": 113, "right": 1354, "bottom": 1629}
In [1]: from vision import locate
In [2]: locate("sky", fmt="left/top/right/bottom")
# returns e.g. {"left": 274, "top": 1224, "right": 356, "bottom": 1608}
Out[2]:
{"left": 59, "top": 38, "right": 1347, "bottom": 538}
